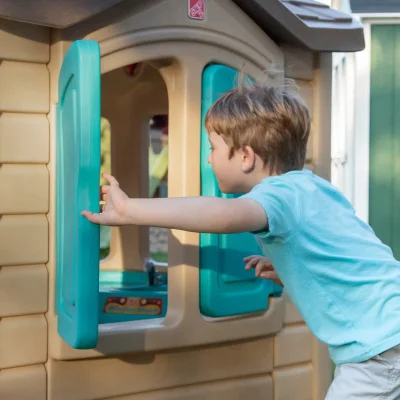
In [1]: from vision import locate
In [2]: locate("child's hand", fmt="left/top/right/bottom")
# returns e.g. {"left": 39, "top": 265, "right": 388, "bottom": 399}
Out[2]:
{"left": 244, "top": 255, "right": 283, "bottom": 286}
{"left": 82, "top": 174, "right": 129, "bottom": 226}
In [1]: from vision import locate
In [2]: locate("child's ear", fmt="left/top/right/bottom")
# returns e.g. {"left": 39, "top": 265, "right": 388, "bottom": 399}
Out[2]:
{"left": 241, "top": 145, "right": 256, "bottom": 173}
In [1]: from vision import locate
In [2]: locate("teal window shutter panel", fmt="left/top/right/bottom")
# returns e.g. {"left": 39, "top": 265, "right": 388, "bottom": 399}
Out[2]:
{"left": 56, "top": 40, "right": 101, "bottom": 349}
{"left": 199, "top": 64, "right": 276, "bottom": 317}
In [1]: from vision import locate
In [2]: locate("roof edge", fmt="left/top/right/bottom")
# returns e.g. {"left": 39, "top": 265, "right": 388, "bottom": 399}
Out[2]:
{"left": 233, "top": 0, "right": 365, "bottom": 52}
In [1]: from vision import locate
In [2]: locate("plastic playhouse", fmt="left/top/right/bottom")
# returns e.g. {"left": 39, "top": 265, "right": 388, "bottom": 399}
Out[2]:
{"left": 0, "top": 1, "right": 364, "bottom": 399}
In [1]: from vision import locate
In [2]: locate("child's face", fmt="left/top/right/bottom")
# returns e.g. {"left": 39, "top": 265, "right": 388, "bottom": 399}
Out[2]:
{"left": 207, "top": 132, "right": 254, "bottom": 194}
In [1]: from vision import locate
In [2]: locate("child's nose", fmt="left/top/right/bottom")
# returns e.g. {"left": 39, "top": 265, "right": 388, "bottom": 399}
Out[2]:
{"left": 207, "top": 154, "right": 211, "bottom": 164}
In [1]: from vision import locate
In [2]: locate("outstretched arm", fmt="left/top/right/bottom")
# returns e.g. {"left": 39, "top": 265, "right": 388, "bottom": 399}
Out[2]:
{"left": 82, "top": 174, "right": 268, "bottom": 234}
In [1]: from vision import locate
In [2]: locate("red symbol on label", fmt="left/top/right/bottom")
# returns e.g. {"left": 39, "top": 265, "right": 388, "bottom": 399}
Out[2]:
{"left": 188, "top": 0, "right": 205, "bottom": 20}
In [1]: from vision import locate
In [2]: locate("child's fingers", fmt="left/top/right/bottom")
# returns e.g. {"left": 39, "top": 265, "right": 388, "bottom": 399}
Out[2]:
{"left": 243, "top": 255, "right": 260, "bottom": 264}
{"left": 255, "top": 261, "right": 265, "bottom": 276}
{"left": 244, "top": 256, "right": 260, "bottom": 270}
{"left": 243, "top": 255, "right": 259, "bottom": 261}
{"left": 255, "top": 261, "right": 274, "bottom": 276}
{"left": 101, "top": 185, "right": 110, "bottom": 194}
{"left": 103, "top": 174, "right": 119, "bottom": 187}
{"left": 81, "top": 210, "right": 103, "bottom": 225}
{"left": 260, "top": 271, "right": 276, "bottom": 280}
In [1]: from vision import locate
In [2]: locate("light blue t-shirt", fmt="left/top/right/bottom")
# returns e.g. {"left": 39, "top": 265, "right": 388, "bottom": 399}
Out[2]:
{"left": 242, "top": 169, "right": 400, "bottom": 365}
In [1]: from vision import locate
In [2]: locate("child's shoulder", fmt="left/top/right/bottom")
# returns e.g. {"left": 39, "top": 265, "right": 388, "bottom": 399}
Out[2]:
{"left": 255, "top": 168, "right": 343, "bottom": 205}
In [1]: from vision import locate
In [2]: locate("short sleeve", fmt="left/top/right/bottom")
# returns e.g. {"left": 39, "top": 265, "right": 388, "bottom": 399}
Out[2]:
{"left": 241, "top": 178, "right": 302, "bottom": 238}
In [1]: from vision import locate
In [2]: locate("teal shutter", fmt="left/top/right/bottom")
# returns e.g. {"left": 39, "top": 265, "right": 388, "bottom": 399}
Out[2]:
{"left": 199, "top": 64, "right": 277, "bottom": 318}
{"left": 56, "top": 40, "right": 101, "bottom": 349}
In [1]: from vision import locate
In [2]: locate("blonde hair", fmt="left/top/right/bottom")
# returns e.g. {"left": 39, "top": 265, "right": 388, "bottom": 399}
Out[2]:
{"left": 205, "top": 80, "right": 310, "bottom": 174}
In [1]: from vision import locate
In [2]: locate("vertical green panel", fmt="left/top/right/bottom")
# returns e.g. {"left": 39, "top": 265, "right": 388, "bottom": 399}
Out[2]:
{"left": 393, "top": 26, "right": 400, "bottom": 259}
{"left": 369, "top": 25, "right": 400, "bottom": 258}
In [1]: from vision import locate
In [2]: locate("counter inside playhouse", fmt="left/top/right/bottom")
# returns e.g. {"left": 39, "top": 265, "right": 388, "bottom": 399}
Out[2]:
{"left": 55, "top": 40, "right": 281, "bottom": 350}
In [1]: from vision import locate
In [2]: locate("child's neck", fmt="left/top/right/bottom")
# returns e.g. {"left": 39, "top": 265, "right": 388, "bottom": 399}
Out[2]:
{"left": 245, "top": 166, "right": 278, "bottom": 192}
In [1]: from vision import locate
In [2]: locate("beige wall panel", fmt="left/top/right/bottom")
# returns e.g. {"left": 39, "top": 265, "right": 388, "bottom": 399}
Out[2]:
{"left": 0, "top": 113, "right": 49, "bottom": 163}
{"left": 0, "top": 265, "right": 48, "bottom": 317}
{"left": 307, "top": 126, "right": 314, "bottom": 162}
{"left": 0, "top": 165, "right": 48, "bottom": 214}
{"left": 0, "top": 215, "right": 48, "bottom": 266}
{"left": 273, "top": 364, "right": 313, "bottom": 400}
{"left": 0, "top": 18, "right": 49, "bottom": 63}
{"left": 0, "top": 364, "right": 46, "bottom": 400}
{"left": 283, "top": 46, "right": 314, "bottom": 81}
{"left": 274, "top": 326, "right": 313, "bottom": 367}
{"left": 296, "top": 80, "right": 314, "bottom": 161}
{"left": 0, "top": 315, "right": 47, "bottom": 369}
{"left": 0, "top": 61, "right": 49, "bottom": 113}
{"left": 104, "top": 375, "right": 273, "bottom": 400}
{"left": 283, "top": 294, "right": 303, "bottom": 325}
{"left": 312, "top": 338, "right": 332, "bottom": 400}
{"left": 48, "top": 337, "right": 274, "bottom": 400}
{"left": 312, "top": 53, "right": 332, "bottom": 181}
{"left": 297, "top": 80, "right": 314, "bottom": 120}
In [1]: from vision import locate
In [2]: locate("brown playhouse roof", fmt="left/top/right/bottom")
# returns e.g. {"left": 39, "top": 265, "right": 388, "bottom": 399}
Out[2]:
{"left": 233, "top": 0, "right": 365, "bottom": 52}
{"left": 0, "top": 0, "right": 364, "bottom": 52}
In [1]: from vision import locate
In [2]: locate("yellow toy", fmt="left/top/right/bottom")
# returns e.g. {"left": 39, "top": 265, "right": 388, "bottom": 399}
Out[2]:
{"left": 0, "top": 1, "right": 363, "bottom": 399}
{"left": 149, "top": 144, "right": 168, "bottom": 198}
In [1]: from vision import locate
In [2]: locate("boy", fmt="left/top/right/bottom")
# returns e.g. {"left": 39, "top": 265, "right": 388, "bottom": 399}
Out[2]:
{"left": 82, "top": 82, "right": 400, "bottom": 399}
